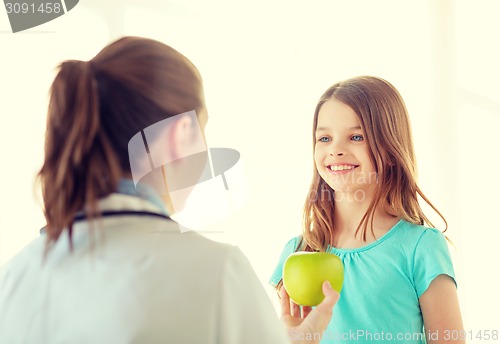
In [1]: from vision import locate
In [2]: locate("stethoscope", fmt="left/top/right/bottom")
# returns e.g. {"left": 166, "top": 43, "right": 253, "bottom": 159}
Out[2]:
{"left": 39, "top": 210, "right": 172, "bottom": 235}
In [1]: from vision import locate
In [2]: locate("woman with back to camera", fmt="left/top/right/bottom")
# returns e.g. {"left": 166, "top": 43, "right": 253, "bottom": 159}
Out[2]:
{"left": 0, "top": 36, "right": 338, "bottom": 343}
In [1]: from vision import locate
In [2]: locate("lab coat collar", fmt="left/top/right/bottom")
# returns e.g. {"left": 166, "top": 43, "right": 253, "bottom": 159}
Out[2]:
{"left": 115, "top": 179, "right": 170, "bottom": 216}
{"left": 95, "top": 193, "right": 167, "bottom": 215}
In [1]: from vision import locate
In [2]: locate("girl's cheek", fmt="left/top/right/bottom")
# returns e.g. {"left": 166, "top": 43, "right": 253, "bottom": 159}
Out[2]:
{"left": 314, "top": 157, "right": 323, "bottom": 170}
{"left": 313, "top": 147, "right": 323, "bottom": 161}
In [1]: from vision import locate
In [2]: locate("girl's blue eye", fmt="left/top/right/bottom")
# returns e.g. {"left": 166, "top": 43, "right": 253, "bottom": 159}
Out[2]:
{"left": 351, "top": 135, "right": 363, "bottom": 141}
{"left": 318, "top": 137, "right": 330, "bottom": 142}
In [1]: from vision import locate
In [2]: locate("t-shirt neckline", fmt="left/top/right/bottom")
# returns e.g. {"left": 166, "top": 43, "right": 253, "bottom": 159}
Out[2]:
{"left": 327, "top": 219, "right": 404, "bottom": 254}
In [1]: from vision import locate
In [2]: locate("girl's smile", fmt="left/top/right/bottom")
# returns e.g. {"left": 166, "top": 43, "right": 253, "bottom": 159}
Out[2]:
{"left": 314, "top": 99, "right": 376, "bottom": 193}
{"left": 326, "top": 163, "right": 360, "bottom": 174}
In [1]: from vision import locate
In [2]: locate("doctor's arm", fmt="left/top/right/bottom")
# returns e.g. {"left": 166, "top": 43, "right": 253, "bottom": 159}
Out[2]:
{"left": 419, "top": 274, "right": 465, "bottom": 344}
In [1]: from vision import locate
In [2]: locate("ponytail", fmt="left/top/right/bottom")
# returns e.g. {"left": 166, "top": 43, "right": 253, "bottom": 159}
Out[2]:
{"left": 37, "top": 37, "right": 205, "bottom": 248}
{"left": 37, "top": 60, "right": 121, "bottom": 244}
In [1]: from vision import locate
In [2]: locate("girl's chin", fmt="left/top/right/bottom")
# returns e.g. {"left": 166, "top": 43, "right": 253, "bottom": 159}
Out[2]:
{"left": 323, "top": 181, "right": 366, "bottom": 191}
{"left": 322, "top": 182, "right": 375, "bottom": 195}
{"left": 332, "top": 189, "right": 371, "bottom": 202}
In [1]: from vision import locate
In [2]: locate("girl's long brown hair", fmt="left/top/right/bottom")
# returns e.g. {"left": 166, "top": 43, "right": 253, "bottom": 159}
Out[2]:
{"left": 302, "top": 76, "right": 447, "bottom": 252}
{"left": 275, "top": 76, "right": 447, "bottom": 292}
{"left": 37, "top": 36, "right": 204, "bottom": 247}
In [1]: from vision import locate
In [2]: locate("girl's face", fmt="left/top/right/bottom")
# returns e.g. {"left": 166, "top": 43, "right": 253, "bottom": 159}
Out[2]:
{"left": 314, "top": 99, "right": 377, "bottom": 198}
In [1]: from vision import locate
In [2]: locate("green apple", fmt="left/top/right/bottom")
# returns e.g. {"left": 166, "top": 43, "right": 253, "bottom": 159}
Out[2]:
{"left": 283, "top": 252, "right": 344, "bottom": 306}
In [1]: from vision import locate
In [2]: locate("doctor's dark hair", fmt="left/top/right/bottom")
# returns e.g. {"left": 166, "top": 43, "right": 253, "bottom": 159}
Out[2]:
{"left": 36, "top": 36, "right": 204, "bottom": 244}
{"left": 302, "top": 76, "right": 447, "bottom": 251}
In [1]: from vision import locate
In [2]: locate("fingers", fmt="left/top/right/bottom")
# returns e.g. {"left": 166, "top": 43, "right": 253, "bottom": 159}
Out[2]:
{"left": 280, "top": 286, "right": 307, "bottom": 318}
{"left": 291, "top": 300, "right": 301, "bottom": 317}
{"left": 316, "top": 281, "right": 340, "bottom": 314}
{"left": 281, "top": 281, "right": 340, "bottom": 343}
{"left": 289, "top": 281, "right": 339, "bottom": 341}
{"left": 302, "top": 306, "right": 312, "bottom": 318}
{"left": 279, "top": 286, "right": 291, "bottom": 318}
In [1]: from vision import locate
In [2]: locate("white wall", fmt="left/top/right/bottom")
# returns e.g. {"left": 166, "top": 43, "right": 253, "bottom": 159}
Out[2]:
{"left": 0, "top": 0, "right": 498, "bottom": 331}
{"left": 452, "top": 0, "right": 500, "bottom": 331}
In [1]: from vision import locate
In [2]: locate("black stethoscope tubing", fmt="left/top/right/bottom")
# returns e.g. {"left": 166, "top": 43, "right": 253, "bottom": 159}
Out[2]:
{"left": 39, "top": 210, "right": 171, "bottom": 235}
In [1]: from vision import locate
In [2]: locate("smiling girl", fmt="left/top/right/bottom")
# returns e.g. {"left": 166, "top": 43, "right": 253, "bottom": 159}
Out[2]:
{"left": 270, "top": 76, "right": 464, "bottom": 343}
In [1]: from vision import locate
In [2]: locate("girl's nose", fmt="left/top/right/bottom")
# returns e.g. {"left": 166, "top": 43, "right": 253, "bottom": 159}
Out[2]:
{"left": 329, "top": 142, "right": 345, "bottom": 156}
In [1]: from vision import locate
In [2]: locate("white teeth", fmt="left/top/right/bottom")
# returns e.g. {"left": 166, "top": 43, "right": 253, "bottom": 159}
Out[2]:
{"left": 329, "top": 165, "right": 355, "bottom": 171}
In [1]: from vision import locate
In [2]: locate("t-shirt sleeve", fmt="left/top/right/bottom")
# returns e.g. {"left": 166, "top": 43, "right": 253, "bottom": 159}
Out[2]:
{"left": 268, "top": 236, "right": 301, "bottom": 287}
{"left": 217, "top": 246, "right": 290, "bottom": 344}
{"left": 412, "top": 228, "right": 456, "bottom": 298}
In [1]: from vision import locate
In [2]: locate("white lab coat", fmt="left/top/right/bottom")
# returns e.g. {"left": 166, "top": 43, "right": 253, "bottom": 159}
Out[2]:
{"left": 0, "top": 194, "right": 289, "bottom": 344}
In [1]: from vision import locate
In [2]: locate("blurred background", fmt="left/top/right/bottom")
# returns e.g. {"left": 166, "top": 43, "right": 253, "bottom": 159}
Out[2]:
{"left": 1, "top": 0, "right": 499, "bottom": 333}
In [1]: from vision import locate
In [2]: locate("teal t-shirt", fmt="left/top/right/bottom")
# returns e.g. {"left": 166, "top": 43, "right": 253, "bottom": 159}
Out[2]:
{"left": 269, "top": 220, "right": 456, "bottom": 344}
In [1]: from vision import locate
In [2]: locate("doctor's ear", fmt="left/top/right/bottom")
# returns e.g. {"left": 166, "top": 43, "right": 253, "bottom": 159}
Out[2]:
{"left": 170, "top": 114, "right": 200, "bottom": 160}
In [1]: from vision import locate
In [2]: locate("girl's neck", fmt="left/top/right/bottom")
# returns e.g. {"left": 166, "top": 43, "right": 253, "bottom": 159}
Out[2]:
{"left": 332, "top": 189, "right": 398, "bottom": 240}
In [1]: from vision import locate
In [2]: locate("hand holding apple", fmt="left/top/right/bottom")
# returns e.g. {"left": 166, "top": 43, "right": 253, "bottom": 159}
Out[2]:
{"left": 283, "top": 252, "right": 344, "bottom": 306}
{"left": 281, "top": 280, "right": 340, "bottom": 344}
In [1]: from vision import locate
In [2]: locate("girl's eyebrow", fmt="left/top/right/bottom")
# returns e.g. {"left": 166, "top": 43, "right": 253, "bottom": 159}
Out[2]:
{"left": 316, "top": 125, "right": 362, "bottom": 132}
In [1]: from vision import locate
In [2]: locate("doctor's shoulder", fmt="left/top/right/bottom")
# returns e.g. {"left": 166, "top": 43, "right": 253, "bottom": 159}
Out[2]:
{"left": 0, "top": 235, "right": 45, "bottom": 278}
{"left": 0, "top": 235, "right": 46, "bottom": 316}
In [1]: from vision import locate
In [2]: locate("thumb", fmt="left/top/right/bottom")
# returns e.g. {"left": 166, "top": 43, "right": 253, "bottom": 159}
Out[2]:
{"left": 316, "top": 281, "right": 340, "bottom": 313}
{"left": 294, "top": 281, "right": 340, "bottom": 339}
